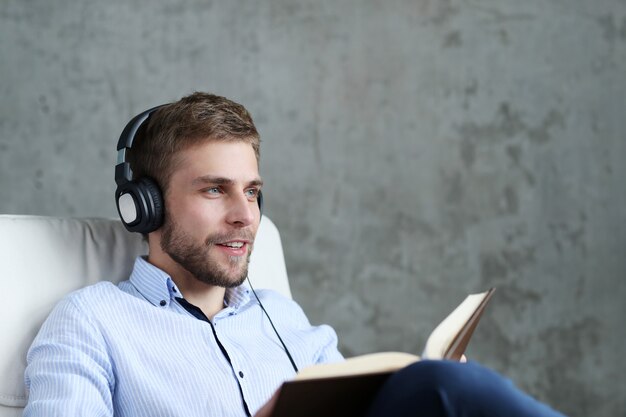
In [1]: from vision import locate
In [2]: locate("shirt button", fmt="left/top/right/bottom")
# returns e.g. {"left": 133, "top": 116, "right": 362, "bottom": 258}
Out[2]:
{"left": 239, "top": 371, "right": 244, "bottom": 378}
{"left": 160, "top": 300, "right": 166, "bottom": 306}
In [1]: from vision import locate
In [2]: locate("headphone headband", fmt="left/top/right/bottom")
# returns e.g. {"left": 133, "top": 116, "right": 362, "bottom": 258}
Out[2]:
{"left": 115, "top": 105, "right": 165, "bottom": 186}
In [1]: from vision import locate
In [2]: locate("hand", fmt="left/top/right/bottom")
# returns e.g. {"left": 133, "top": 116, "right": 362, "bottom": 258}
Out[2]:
{"left": 254, "top": 389, "right": 280, "bottom": 417}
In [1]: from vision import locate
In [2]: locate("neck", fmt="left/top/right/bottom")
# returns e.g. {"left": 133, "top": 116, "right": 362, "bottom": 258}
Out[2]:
{"left": 171, "top": 273, "right": 227, "bottom": 320}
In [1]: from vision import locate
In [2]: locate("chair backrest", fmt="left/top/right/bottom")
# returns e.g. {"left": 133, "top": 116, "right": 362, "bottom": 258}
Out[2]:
{"left": 0, "top": 214, "right": 291, "bottom": 416}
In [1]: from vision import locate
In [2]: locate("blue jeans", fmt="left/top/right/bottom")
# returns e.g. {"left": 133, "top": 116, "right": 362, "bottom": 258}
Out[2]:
{"left": 365, "top": 361, "right": 567, "bottom": 417}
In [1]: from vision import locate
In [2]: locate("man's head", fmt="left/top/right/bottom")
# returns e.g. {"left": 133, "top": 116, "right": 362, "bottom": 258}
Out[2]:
{"left": 124, "top": 92, "right": 263, "bottom": 288}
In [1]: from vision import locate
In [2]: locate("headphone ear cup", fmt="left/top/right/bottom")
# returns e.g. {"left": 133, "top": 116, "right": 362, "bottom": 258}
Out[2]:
{"left": 136, "top": 177, "right": 164, "bottom": 234}
{"left": 116, "top": 177, "right": 164, "bottom": 234}
{"left": 116, "top": 182, "right": 141, "bottom": 231}
{"left": 257, "top": 190, "right": 264, "bottom": 218}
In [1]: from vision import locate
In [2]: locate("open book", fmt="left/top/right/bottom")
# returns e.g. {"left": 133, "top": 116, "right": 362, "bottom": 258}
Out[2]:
{"left": 270, "top": 288, "right": 495, "bottom": 417}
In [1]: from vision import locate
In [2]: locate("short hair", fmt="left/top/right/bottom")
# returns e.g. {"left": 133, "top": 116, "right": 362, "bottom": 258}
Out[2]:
{"left": 127, "top": 92, "right": 260, "bottom": 195}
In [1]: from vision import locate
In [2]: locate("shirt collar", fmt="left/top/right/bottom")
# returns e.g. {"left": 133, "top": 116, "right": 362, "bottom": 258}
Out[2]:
{"left": 128, "top": 257, "right": 178, "bottom": 307}
{"left": 224, "top": 285, "right": 252, "bottom": 311}
{"left": 128, "top": 256, "right": 252, "bottom": 311}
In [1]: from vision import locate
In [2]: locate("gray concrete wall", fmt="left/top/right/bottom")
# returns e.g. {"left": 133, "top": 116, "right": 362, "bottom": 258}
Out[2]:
{"left": 2, "top": 1, "right": 625, "bottom": 415}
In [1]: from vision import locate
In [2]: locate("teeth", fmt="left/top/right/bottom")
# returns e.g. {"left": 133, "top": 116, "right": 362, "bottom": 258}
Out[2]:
{"left": 223, "top": 242, "right": 244, "bottom": 248}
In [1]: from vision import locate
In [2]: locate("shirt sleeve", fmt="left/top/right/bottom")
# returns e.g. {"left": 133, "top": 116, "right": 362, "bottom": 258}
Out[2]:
{"left": 313, "top": 322, "right": 344, "bottom": 365}
{"left": 24, "top": 295, "right": 114, "bottom": 417}
{"left": 266, "top": 291, "right": 345, "bottom": 366}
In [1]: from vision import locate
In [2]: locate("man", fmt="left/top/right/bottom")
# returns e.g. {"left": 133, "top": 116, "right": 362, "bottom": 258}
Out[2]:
{"left": 24, "top": 92, "right": 566, "bottom": 417}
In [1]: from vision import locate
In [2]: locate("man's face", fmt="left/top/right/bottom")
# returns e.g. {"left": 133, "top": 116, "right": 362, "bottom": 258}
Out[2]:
{"left": 158, "top": 140, "right": 262, "bottom": 288}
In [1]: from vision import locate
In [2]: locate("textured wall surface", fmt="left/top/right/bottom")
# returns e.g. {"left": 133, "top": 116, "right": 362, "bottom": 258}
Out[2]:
{"left": 1, "top": 1, "right": 625, "bottom": 415}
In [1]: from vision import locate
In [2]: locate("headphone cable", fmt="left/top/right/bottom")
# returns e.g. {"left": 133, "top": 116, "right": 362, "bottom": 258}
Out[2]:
{"left": 247, "top": 277, "right": 299, "bottom": 374}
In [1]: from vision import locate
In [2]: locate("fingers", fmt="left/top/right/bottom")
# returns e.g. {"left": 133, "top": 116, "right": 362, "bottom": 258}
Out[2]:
{"left": 254, "top": 389, "right": 280, "bottom": 417}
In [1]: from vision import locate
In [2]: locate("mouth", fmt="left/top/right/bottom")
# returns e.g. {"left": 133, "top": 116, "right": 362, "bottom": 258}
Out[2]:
{"left": 215, "top": 240, "right": 251, "bottom": 257}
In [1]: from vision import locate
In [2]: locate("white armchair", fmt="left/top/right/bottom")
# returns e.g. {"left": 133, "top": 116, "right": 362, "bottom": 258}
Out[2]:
{"left": 0, "top": 214, "right": 292, "bottom": 417}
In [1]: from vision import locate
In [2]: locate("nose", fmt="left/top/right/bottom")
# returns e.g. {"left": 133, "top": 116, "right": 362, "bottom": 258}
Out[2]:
{"left": 225, "top": 192, "right": 257, "bottom": 227}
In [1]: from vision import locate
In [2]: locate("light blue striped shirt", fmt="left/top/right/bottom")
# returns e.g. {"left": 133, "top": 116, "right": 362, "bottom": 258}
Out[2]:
{"left": 24, "top": 257, "right": 343, "bottom": 416}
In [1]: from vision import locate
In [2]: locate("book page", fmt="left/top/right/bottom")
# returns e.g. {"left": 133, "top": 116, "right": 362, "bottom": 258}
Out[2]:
{"left": 294, "top": 352, "right": 419, "bottom": 381}
{"left": 422, "top": 289, "right": 494, "bottom": 359}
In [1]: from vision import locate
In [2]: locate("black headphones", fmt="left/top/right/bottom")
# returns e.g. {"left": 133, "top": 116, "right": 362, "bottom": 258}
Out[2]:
{"left": 114, "top": 105, "right": 263, "bottom": 234}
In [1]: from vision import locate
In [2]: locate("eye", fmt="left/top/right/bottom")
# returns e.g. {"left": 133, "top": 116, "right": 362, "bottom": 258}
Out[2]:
{"left": 204, "top": 187, "right": 221, "bottom": 195}
{"left": 245, "top": 188, "right": 259, "bottom": 199}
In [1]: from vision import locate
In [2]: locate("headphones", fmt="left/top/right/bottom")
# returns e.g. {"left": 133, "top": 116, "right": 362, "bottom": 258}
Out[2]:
{"left": 115, "top": 105, "right": 263, "bottom": 234}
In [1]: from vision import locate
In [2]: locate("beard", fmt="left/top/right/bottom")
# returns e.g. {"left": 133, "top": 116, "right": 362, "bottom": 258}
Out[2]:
{"left": 160, "top": 216, "right": 254, "bottom": 288}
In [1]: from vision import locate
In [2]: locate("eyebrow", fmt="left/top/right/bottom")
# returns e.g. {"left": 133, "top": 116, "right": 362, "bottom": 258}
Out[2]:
{"left": 191, "top": 175, "right": 264, "bottom": 188}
